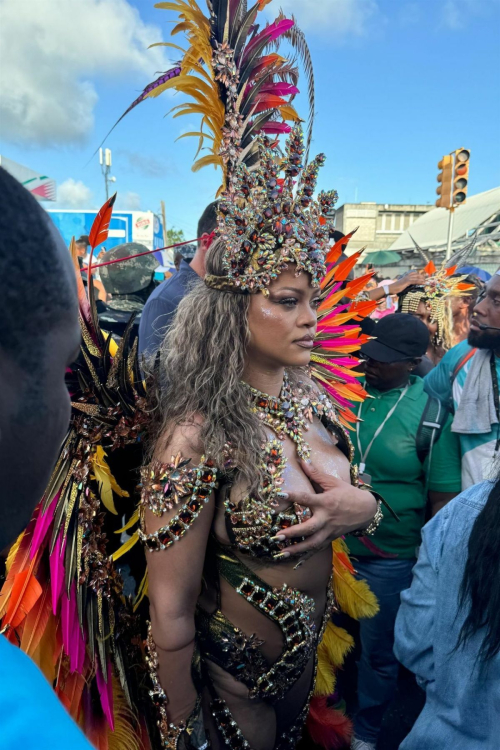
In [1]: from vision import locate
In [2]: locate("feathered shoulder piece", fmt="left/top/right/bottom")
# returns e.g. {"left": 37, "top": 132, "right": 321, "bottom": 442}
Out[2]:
{"left": 107, "top": 0, "right": 315, "bottom": 188}
{"left": 311, "top": 233, "right": 377, "bottom": 429}
{"left": 0, "top": 197, "right": 153, "bottom": 749}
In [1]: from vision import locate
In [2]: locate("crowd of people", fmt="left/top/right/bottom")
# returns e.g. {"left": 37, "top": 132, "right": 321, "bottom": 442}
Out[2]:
{"left": 1, "top": 2, "right": 498, "bottom": 749}
{"left": 1, "top": 167, "right": 498, "bottom": 749}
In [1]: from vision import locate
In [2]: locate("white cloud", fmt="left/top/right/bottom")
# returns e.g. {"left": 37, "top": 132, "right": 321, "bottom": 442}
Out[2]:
{"left": 0, "top": 0, "right": 170, "bottom": 147}
{"left": 56, "top": 178, "right": 94, "bottom": 208}
{"left": 441, "top": 0, "right": 495, "bottom": 29}
{"left": 276, "top": 0, "right": 380, "bottom": 37}
{"left": 116, "top": 191, "right": 141, "bottom": 210}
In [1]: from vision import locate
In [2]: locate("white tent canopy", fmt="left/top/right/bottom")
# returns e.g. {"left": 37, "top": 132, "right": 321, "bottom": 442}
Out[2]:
{"left": 390, "top": 187, "right": 500, "bottom": 251}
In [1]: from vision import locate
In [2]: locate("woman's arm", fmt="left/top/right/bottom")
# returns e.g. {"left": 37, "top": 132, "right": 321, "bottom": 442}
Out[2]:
{"left": 394, "top": 513, "right": 444, "bottom": 689}
{"left": 142, "top": 423, "right": 216, "bottom": 728}
{"left": 361, "top": 271, "right": 426, "bottom": 302}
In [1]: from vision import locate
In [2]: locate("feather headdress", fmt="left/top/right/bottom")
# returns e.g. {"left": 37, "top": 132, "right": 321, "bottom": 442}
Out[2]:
{"left": 400, "top": 234, "right": 477, "bottom": 347}
{"left": 106, "top": 0, "right": 315, "bottom": 189}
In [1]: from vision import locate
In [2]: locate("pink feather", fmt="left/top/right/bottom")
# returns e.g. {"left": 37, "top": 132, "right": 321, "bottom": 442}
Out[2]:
{"left": 30, "top": 494, "right": 59, "bottom": 559}
{"left": 49, "top": 530, "right": 66, "bottom": 615}
{"left": 66, "top": 583, "right": 86, "bottom": 673}
{"left": 258, "top": 82, "right": 299, "bottom": 96}
{"left": 260, "top": 122, "right": 292, "bottom": 134}
{"left": 96, "top": 659, "right": 115, "bottom": 731}
{"left": 242, "top": 19, "right": 294, "bottom": 63}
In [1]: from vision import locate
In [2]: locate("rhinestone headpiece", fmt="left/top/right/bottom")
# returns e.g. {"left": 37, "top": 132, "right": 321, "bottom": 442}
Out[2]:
{"left": 205, "top": 126, "right": 338, "bottom": 295}
{"left": 400, "top": 265, "right": 475, "bottom": 346}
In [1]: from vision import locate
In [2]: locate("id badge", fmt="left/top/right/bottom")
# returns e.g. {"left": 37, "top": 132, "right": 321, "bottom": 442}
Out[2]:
{"left": 359, "top": 472, "right": 372, "bottom": 485}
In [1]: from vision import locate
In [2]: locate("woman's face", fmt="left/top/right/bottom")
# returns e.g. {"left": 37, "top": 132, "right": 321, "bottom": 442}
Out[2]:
{"left": 246, "top": 265, "right": 320, "bottom": 369}
{"left": 410, "top": 300, "right": 438, "bottom": 339}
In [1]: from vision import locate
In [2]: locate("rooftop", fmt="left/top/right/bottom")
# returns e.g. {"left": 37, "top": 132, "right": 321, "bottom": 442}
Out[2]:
{"left": 389, "top": 187, "right": 500, "bottom": 251}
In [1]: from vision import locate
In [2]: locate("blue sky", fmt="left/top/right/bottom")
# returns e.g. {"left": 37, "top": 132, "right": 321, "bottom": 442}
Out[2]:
{"left": 0, "top": 0, "right": 499, "bottom": 238}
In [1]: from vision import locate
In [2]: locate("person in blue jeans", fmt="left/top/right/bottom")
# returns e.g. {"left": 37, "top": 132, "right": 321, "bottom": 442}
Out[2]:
{"left": 395, "top": 479, "right": 500, "bottom": 749}
{"left": 347, "top": 314, "right": 462, "bottom": 750}
{"left": 0, "top": 167, "right": 92, "bottom": 749}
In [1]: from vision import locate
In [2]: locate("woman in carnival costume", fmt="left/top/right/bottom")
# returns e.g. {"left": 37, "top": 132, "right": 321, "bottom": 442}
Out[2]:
{"left": 397, "top": 236, "right": 476, "bottom": 368}
{"left": 0, "top": 2, "right": 387, "bottom": 748}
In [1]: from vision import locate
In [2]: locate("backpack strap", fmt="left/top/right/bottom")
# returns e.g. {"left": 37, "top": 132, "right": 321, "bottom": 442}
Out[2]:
{"left": 416, "top": 395, "right": 447, "bottom": 465}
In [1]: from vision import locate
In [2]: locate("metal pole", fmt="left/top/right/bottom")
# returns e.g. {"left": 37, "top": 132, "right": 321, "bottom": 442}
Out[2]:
{"left": 160, "top": 200, "right": 168, "bottom": 246}
{"left": 446, "top": 207, "right": 455, "bottom": 260}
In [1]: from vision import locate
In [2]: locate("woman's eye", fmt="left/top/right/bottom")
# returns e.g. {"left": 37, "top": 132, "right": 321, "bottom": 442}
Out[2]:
{"left": 277, "top": 297, "right": 298, "bottom": 307}
{"left": 311, "top": 298, "right": 321, "bottom": 309}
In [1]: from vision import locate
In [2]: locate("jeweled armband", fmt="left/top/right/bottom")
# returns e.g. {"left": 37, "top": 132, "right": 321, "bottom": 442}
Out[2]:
{"left": 139, "top": 455, "right": 218, "bottom": 552}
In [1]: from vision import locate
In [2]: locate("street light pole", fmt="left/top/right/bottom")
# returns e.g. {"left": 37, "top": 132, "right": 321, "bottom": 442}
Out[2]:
{"left": 99, "top": 148, "right": 116, "bottom": 200}
{"left": 445, "top": 207, "right": 455, "bottom": 261}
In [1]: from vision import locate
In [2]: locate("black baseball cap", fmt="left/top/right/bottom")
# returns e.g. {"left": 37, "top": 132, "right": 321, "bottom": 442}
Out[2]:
{"left": 360, "top": 314, "right": 429, "bottom": 363}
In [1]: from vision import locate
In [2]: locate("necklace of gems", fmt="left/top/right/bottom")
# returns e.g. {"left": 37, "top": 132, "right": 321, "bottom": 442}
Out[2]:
{"left": 244, "top": 373, "right": 311, "bottom": 461}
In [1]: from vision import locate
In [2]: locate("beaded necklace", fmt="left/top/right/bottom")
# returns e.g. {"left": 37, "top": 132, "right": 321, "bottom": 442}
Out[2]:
{"left": 244, "top": 373, "right": 311, "bottom": 461}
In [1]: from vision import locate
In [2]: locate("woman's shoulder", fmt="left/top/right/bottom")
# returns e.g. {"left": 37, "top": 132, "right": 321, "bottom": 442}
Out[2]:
{"left": 423, "top": 481, "right": 493, "bottom": 563}
{"left": 154, "top": 415, "right": 205, "bottom": 464}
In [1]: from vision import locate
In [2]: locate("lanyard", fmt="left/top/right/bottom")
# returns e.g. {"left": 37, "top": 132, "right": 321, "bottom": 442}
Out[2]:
{"left": 356, "top": 384, "right": 409, "bottom": 474}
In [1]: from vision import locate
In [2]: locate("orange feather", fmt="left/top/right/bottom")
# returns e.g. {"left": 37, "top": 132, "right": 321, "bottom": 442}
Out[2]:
{"left": 3, "top": 568, "right": 42, "bottom": 630}
{"left": 20, "top": 583, "right": 53, "bottom": 656}
{"left": 325, "top": 229, "right": 357, "bottom": 264}
{"left": 425, "top": 260, "right": 436, "bottom": 275}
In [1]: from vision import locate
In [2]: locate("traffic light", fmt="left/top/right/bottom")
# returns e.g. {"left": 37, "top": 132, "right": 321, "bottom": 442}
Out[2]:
{"left": 436, "top": 155, "right": 453, "bottom": 208}
{"left": 453, "top": 148, "right": 470, "bottom": 206}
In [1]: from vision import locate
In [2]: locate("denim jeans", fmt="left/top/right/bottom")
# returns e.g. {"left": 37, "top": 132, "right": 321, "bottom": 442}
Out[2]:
{"left": 353, "top": 557, "right": 416, "bottom": 743}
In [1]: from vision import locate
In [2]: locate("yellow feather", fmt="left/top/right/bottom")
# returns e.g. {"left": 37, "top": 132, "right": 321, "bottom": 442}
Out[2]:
{"left": 112, "top": 531, "right": 140, "bottom": 562}
{"left": 315, "top": 650, "right": 335, "bottom": 697}
{"left": 332, "top": 540, "right": 379, "bottom": 620}
{"left": 133, "top": 570, "right": 149, "bottom": 612}
{"left": 91, "top": 445, "right": 129, "bottom": 516}
{"left": 148, "top": 41, "right": 185, "bottom": 52}
{"left": 193, "top": 154, "right": 223, "bottom": 171}
{"left": 115, "top": 509, "right": 140, "bottom": 535}
{"left": 5, "top": 532, "right": 23, "bottom": 574}
{"left": 279, "top": 104, "right": 301, "bottom": 122}
{"left": 107, "top": 677, "right": 143, "bottom": 750}
{"left": 320, "top": 621, "right": 354, "bottom": 666}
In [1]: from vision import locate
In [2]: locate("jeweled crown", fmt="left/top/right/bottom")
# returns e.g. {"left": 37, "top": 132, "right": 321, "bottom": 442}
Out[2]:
{"left": 206, "top": 126, "right": 338, "bottom": 294}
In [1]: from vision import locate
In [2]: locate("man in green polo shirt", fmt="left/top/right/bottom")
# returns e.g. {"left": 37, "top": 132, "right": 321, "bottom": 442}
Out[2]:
{"left": 348, "top": 314, "right": 462, "bottom": 750}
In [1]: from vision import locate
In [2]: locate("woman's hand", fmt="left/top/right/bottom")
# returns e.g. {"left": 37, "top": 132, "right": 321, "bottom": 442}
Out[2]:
{"left": 273, "top": 461, "right": 378, "bottom": 558}
{"left": 388, "top": 271, "right": 426, "bottom": 296}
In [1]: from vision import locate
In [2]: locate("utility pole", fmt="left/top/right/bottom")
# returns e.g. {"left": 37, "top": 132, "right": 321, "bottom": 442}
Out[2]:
{"left": 99, "top": 148, "right": 116, "bottom": 200}
{"left": 160, "top": 200, "right": 168, "bottom": 246}
{"left": 435, "top": 148, "right": 471, "bottom": 260}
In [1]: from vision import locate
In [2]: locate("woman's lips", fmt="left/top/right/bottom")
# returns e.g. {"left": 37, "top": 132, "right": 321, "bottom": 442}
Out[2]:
{"left": 294, "top": 339, "right": 314, "bottom": 348}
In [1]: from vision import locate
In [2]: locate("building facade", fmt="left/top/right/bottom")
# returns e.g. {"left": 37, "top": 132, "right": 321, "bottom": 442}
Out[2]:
{"left": 335, "top": 202, "right": 433, "bottom": 254}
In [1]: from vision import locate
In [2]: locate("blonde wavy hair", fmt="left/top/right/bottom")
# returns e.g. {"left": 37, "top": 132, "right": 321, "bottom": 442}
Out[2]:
{"left": 145, "top": 237, "right": 292, "bottom": 489}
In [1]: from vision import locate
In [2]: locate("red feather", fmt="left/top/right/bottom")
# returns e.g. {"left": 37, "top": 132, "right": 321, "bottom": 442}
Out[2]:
{"left": 88, "top": 194, "right": 117, "bottom": 251}
{"left": 306, "top": 697, "right": 353, "bottom": 749}
{"left": 87, "top": 193, "right": 117, "bottom": 289}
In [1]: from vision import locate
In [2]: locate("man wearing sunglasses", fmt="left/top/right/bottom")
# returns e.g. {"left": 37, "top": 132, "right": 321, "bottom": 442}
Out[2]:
{"left": 424, "top": 273, "right": 500, "bottom": 489}
{"left": 348, "top": 314, "right": 461, "bottom": 750}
